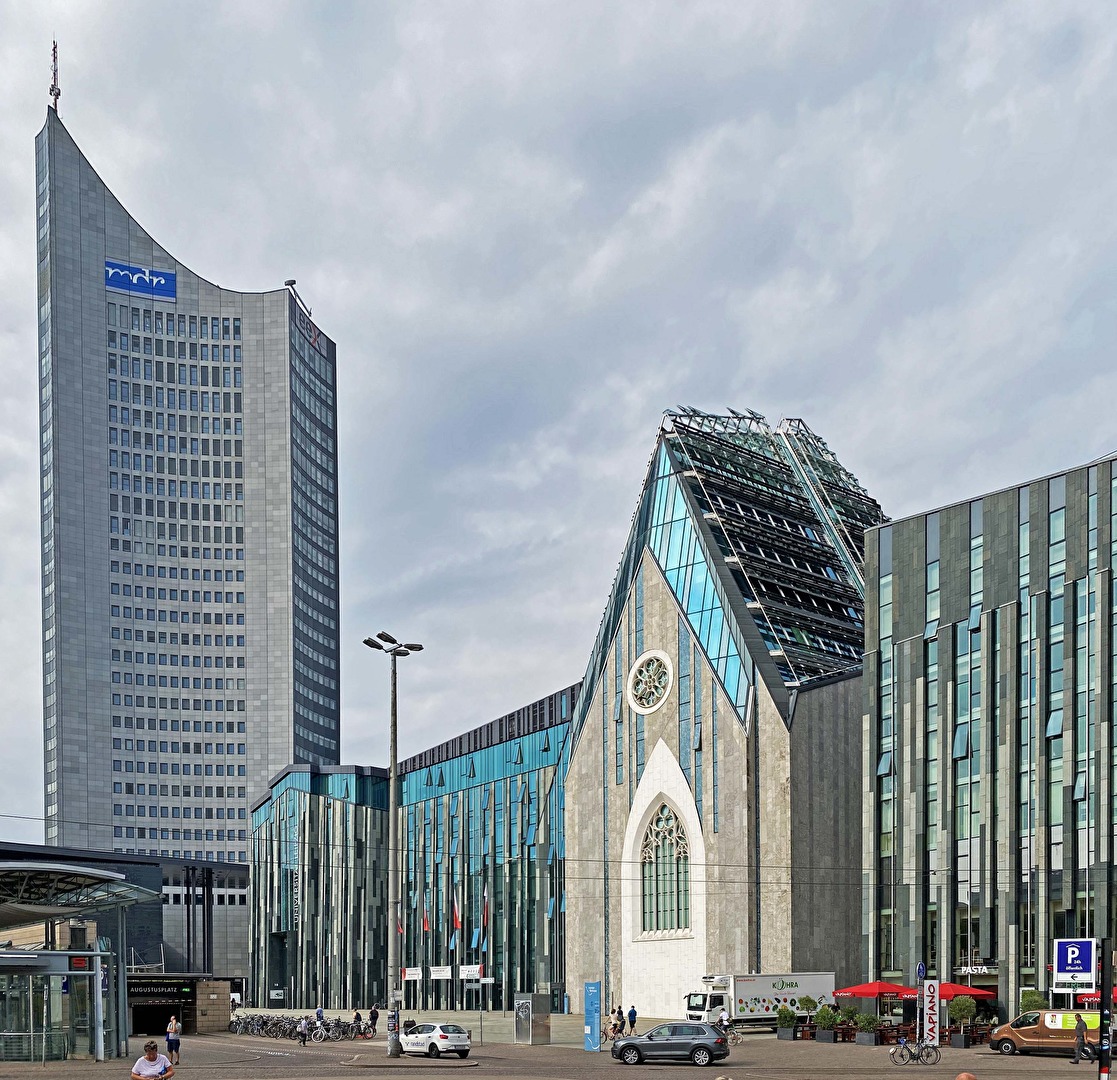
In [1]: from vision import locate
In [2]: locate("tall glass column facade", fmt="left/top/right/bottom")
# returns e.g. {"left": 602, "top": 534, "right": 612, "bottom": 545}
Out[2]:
{"left": 864, "top": 454, "right": 1117, "bottom": 1011}
{"left": 397, "top": 683, "right": 579, "bottom": 1012}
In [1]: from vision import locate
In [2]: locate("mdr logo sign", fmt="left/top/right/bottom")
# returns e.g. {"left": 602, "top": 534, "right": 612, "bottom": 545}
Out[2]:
{"left": 1054, "top": 939, "right": 1097, "bottom": 992}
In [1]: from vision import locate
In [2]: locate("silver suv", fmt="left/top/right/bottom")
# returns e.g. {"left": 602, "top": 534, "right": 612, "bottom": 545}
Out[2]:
{"left": 611, "top": 1022, "right": 730, "bottom": 1066}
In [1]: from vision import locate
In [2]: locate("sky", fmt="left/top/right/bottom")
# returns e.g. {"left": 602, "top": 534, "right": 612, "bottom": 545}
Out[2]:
{"left": 2, "top": 1, "right": 1117, "bottom": 843}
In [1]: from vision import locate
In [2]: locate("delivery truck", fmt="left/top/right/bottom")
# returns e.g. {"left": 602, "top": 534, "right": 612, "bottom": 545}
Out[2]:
{"left": 684, "top": 973, "right": 837, "bottom": 1029}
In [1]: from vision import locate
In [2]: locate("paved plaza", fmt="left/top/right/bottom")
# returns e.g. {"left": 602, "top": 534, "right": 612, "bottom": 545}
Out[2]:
{"left": 0, "top": 1015, "right": 1082, "bottom": 1080}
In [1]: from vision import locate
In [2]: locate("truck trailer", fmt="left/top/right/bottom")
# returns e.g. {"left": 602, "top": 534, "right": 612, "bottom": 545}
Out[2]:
{"left": 684, "top": 973, "right": 837, "bottom": 1029}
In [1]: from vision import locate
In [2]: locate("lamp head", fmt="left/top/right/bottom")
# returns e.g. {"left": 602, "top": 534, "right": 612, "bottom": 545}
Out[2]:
{"left": 403, "top": 643, "right": 424, "bottom": 652}
{"left": 394, "top": 648, "right": 411, "bottom": 657}
{"left": 376, "top": 631, "right": 399, "bottom": 646}
{"left": 362, "top": 636, "right": 385, "bottom": 652}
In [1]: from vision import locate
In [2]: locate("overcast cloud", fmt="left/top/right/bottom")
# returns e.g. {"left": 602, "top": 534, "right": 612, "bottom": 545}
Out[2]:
{"left": 2, "top": 1, "right": 1116, "bottom": 842}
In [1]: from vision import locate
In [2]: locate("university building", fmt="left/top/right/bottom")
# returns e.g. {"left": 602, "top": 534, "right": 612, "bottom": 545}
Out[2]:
{"left": 35, "top": 108, "right": 341, "bottom": 864}
{"left": 249, "top": 687, "right": 578, "bottom": 1010}
{"left": 248, "top": 408, "right": 883, "bottom": 1016}
{"left": 863, "top": 452, "right": 1117, "bottom": 1008}
{"left": 563, "top": 408, "right": 885, "bottom": 1018}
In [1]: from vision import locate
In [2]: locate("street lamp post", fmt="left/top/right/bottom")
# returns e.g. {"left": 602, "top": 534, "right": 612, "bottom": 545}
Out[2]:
{"left": 363, "top": 631, "right": 424, "bottom": 1059}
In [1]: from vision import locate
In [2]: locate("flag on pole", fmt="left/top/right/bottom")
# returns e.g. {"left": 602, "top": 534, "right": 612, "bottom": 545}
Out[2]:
{"left": 452, "top": 890, "right": 462, "bottom": 930}
{"left": 482, "top": 882, "right": 489, "bottom": 928}
{"left": 422, "top": 897, "right": 430, "bottom": 934}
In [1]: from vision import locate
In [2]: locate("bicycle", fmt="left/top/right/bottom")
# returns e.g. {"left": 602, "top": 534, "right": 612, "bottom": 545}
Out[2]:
{"left": 889, "top": 1036, "right": 941, "bottom": 1065}
{"left": 600, "top": 1024, "right": 622, "bottom": 1042}
{"left": 724, "top": 1026, "right": 746, "bottom": 1046}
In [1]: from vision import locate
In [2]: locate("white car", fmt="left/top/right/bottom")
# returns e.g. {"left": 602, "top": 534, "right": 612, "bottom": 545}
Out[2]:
{"left": 399, "top": 1022, "right": 471, "bottom": 1058}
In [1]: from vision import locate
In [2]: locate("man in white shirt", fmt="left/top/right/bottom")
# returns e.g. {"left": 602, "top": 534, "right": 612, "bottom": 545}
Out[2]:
{"left": 131, "top": 1040, "right": 174, "bottom": 1079}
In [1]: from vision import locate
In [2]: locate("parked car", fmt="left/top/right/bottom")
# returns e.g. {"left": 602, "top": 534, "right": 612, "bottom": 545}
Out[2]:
{"left": 399, "top": 1022, "right": 471, "bottom": 1058}
{"left": 611, "top": 1021, "right": 729, "bottom": 1066}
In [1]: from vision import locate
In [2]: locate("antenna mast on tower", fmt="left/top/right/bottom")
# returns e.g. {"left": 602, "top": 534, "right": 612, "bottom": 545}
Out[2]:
{"left": 49, "top": 40, "right": 62, "bottom": 115}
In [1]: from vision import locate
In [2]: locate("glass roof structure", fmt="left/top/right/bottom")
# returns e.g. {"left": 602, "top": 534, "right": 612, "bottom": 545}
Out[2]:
{"left": 571, "top": 407, "right": 885, "bottom": 747}
{"left": 0, "top": 862, "right": 158, "bottom": 932}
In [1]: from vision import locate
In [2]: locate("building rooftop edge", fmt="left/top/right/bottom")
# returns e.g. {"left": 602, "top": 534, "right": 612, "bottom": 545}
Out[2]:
{"left": 867, "top": 447, "right": 1117, "bottom": 532}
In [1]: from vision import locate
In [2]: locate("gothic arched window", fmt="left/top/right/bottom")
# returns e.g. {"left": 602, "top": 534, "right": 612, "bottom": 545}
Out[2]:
{"left": 641, "top": 803, "right": 690, "bottom": 931}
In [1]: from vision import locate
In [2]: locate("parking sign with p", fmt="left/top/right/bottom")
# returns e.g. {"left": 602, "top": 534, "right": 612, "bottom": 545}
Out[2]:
{"left": 1054, "top": 938, "right": 1096, "bottom": 992}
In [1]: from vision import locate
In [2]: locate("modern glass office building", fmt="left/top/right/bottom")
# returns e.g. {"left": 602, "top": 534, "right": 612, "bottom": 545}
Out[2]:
{"left": 250, "top": 766, "right": 389, "bottom": 1009}
{"left": 36, "top": 109, "right": 340, "bottom": 863}
{"left": 863, "top": 451, "right": 1117, "bottom": 1010}
{"left": 249, "top": 686, "right": 579, "bottom": 1011}
{"left": 564, "top": 408, "right": 886, "bottom": 1018}
{"left": 396, "top": 683, "right": 580, "bottom": 1012}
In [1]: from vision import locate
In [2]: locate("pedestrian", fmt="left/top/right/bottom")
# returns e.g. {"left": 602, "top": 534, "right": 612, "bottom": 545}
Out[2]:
{"left": 954, "top": 1073, "right": 978, "bottom": 1080}
{"left": 614, "top": 1006, "right": 624, "bottom": 1036}
{"left": 297, "top": 1016, "right": 309, "bottom": 1046}
{"left": 1072, "top": 1013, "right": 1088, "bottom": 1064}
{"left": 165, "top": 1015, "right": 182, "bottom": 1066}
{"left": 370, "top": 1004, "right": 379, "bottom": 1037}
{"left": 353, "top": 1008, "right": 362, "bottom": 1034}
{"left": 316, "top": 1004, "right": 324, "bottom": 1022}
{"left": 628, "top": 1004, "right": 638, "bottom": 1035}
{"left": 132, "top": 1039, "right": 174, "bottom": 1080}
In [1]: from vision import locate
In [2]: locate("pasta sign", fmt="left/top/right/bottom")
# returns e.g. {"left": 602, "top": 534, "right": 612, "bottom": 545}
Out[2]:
{"left": 922, "top": 980, "right": 940, "bottom": 1046}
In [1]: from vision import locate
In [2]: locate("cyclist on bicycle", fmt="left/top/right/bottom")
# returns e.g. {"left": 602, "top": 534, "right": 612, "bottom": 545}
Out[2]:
{"left": 718, "top": 1008, "right": 730, "bottom": 1035}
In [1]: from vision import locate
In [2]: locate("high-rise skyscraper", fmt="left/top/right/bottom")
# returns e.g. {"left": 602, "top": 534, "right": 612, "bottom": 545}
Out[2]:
{"left": 36, "top": 109, "right": 340, "bottom": 862}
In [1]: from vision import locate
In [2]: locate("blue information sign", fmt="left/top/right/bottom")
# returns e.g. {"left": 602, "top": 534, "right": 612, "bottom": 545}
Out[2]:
{"left": 916, "top": 961, "right": 926, "bottom": 982}
{"left": 584, "top": 981, "right": 602, "bottom": 1052}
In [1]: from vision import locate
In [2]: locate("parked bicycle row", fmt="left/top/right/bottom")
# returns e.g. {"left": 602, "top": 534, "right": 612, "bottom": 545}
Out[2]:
{"left": 227, "top": 1013, "right": 379, "bottom": 1041}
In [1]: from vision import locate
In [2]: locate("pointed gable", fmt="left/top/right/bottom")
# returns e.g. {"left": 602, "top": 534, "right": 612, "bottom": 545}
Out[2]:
{"left": 572, "top": 408, "right": 884, "bottom": 747}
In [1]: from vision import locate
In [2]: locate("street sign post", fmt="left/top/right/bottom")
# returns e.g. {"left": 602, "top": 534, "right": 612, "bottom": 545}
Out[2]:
{"left": 916, "top": 961, "right": 926, "bottom": 982}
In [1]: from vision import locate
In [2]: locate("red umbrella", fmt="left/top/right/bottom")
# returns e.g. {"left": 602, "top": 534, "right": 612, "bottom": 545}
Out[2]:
{"left": 898, "top": 982, "right": 995, "bottom": 1000}
{"left": 1078, "top": 989, "right": 1117, "bottom": 1004}
{"left": 833, "top": 980, "right": 914, "bottom": 998}
{"left": 935, "top": 983, "right": 995, "bottom": 1001}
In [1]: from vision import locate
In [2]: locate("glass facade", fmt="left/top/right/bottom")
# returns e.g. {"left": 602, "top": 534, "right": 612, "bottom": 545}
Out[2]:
{"left": 396, "top": 684, "right": 579, "bottom": 1012}
{"left": 250, "top": 766, "right": 389, "bottom": 1009}
{"left": 865, "top": 454, "right": 1117, "bottom": 1008}
{"left": 249, "top": 686, "right": 579, "bottom": 1011}
{"left": 37, "top": 111, "right": 340, "bottom": 863}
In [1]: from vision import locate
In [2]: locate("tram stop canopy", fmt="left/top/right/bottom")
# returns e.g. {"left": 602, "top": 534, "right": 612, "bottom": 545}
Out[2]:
{"left": 0, "top": 861, "right": 157, "bottom": 935}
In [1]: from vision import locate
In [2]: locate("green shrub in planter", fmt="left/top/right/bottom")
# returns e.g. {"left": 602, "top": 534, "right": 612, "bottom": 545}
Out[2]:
{"left": 853, "top": 1012, "right": 882, "bottom": 1046}
{"left": 948, "top": 995, "right": 976, "bottom": 1048}
{"left": 798, "top": 995, "right": 818, "bottom": 1019}
{"left": 840, "top": 1005, "right": 860, "bottom": 1024}
{"left": 813, "top": 1006, "right": 838, "bottom": 1031}
{"left": 949, "top": 995, "right": 977, "bottom": 1028}
{"left": 776, "top": 1006, "right": 797, "bottom": 1028}
{"left": 1020, "top": 990, "right": 1047, "bottom": 1013}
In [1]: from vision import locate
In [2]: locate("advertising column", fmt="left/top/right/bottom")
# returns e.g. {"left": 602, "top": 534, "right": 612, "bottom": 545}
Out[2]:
{"left": 922, "top": 981, "right": 940, "bottom": 1047}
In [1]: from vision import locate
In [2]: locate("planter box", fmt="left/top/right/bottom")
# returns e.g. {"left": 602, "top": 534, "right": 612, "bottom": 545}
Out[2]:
{"left": 855, "top": 1032, "right": 881, "bottom": 1046}
{"left": 815, "top": 1029, "right": 837, "bottom": 1043}
{"left": 777, "top": 1028, "right": 796, "bottom": 1041}
{"left": 950, "top": 1033, "right": 971, "bottom": 1049}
